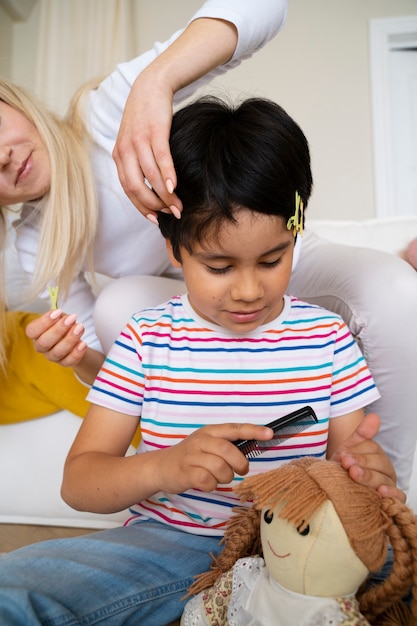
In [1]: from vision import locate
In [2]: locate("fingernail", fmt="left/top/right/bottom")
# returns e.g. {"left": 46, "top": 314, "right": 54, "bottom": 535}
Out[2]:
{"left": 170, "top": 205, "right": 182, "bottom": 220}
{"left": 73, "top": 323, "right": 84, "bottom": 336}
{"left": 146, "top": 214, "right": 159, "bottom": 225}
{"left": 77, "top": 340, "right": 87, "bottom": 352}
{"left": 64, "top": 313, "right": 77, "bottom": 326}
{"left": 166, "top": 179, "right": 174, "bottom": 194}
{"left": 340, "top": 451, "right": 355, "bottom": 468}
{"left": 50, "top": 309, "right": 62, "bottom": 320}
{"left": 377, "top": 485, "right": 389, "bottom": 497}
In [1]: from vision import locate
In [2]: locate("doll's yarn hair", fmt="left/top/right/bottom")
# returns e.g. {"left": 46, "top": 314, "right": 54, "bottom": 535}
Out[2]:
{"left": 188, "top": 457, "right": 417, "bottom": 624}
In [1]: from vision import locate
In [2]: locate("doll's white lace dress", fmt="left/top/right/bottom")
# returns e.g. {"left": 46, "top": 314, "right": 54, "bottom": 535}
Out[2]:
{"left": 182, "top": 556, "right": 370, "bottom": 626}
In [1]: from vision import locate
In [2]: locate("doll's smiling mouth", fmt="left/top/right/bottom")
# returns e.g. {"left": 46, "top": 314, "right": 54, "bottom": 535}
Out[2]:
{"left": 268, "top": 541, "right": 290, "bottom": 558}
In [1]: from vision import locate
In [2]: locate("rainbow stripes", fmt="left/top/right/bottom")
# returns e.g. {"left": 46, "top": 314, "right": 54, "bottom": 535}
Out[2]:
{"left": 88, "top": 294, "right": 379, "bottom": 536}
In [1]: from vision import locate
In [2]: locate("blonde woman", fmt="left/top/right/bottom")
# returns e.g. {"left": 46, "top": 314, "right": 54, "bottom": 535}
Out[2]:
{"left": 0, "top": 0, "right": 287, "bottom": 385}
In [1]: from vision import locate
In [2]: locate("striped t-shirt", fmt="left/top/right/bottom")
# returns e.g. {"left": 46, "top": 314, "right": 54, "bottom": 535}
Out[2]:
{"left": 87, "top": 294, "right": 379, "bottom": 536}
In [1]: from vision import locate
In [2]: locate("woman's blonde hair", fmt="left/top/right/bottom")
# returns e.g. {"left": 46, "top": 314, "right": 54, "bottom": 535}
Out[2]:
{"left": 0, "top": 77, "right": 99, "bottom": 369}
{"left": 189, "top": 457, "right": 417, "bottom": 624}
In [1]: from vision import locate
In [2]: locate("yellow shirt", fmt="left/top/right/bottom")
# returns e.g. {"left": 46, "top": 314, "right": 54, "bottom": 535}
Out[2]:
{"left": 0, "top": 311, "right": 90, "bottom": 424}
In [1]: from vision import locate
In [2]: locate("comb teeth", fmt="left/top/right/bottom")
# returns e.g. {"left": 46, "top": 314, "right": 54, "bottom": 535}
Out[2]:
{"left": 233, "top": 406, "right": 318, "bottom": 459}
{"left": 246, "top": 445, "right": 263, "bottom": 459}
{"left": 235, "top": 440, "right": 262, "bottom": 458}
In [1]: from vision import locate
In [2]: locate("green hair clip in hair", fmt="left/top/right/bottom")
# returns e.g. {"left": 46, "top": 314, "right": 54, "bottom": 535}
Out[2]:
{"left": 287, "top": 191, "right": 304, "bottom": 237}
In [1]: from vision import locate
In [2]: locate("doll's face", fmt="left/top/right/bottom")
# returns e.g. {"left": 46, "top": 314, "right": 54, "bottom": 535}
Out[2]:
{"left": 261, "top": 500, "right": 369, "bottom": 597}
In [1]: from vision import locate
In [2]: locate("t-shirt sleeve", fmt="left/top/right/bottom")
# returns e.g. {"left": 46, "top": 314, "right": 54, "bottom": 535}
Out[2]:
{"left": 330, "top": 322, "right": 380, "bottom": 417}
{"left": 87, "top": 317, "right": 144, "bottom": 416}
{"left": 189, "top": 0, "right": 288, "bottom": 62}
{"left": 87, "top": 0, "right": 288, "bottom": 138}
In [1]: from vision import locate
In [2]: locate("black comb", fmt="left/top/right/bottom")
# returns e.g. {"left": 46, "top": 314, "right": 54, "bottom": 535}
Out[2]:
{"left": 233, "top": 406, "right": 318, "bottom": 458}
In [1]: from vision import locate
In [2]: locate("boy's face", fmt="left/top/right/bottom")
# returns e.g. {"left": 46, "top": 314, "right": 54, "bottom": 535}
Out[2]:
{"left": 166, "top": 208, "right": 295, "bottom": 333}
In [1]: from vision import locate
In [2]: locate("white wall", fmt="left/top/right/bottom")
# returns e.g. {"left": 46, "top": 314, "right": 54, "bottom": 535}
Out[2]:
{"left": 0, "top": 3, "right": 14, "bottom": 78}
{"left": 10, "top": 0, "right": 40, "bottom": 88}
{"left": 6, "top": 0, "right": 417, "bottom": 219}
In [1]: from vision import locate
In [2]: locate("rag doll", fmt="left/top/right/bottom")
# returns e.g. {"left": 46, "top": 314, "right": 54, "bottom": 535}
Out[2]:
{"left": 181, "top": 457, "right": 417, "bottom": 626}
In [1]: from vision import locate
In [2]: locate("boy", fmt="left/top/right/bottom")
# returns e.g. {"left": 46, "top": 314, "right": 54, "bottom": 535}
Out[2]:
{"left": 0, "top": 97, "right": 399, "bottom": 625}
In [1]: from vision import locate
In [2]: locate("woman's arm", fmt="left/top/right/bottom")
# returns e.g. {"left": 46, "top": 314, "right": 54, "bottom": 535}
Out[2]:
{"left": 113, "top": 0, "right": 288, "bottom": 217}
{"left": 113, "top": 17, "right": 238, "bottom": 217}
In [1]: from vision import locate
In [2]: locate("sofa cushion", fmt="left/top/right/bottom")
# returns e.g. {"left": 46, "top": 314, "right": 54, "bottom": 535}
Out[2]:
{"left": 0, "top": 412, "right": 130, "bottom": 528}
{"left": 308, "top": 216, "right": 417, "bottom": 257}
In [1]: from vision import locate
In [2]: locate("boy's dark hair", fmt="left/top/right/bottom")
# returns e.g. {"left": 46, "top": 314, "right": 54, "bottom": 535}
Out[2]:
{"left": 158, "top": 96, "right": 313, "bottom": 261}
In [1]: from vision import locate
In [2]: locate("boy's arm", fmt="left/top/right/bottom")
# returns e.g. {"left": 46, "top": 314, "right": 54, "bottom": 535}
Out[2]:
{"left": 61, "top": 404, "right": 274, "bottom": 514}
{"left": 328, "top": 411, "right": 405, "bottom": 502}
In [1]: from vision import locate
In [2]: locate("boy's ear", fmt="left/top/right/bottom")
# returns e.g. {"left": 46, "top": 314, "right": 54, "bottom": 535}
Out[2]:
{"left": 165, "top": 239, "right": 182, "bottom": 268}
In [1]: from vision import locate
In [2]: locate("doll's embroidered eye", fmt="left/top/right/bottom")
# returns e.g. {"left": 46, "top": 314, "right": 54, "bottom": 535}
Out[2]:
{"left": 263, "top": 510, "right": 274, "bottom": 524}
{"left": 297, "top": 521, "right": 310, "bottom": 536}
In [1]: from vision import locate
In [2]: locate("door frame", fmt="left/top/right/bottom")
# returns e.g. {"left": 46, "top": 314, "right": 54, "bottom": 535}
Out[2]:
{"left": 369, "top": 15, "right": 417, "bottom": 217}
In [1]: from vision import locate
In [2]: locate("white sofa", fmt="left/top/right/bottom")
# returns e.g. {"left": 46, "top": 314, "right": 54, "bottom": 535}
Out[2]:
{"left": 1, "top": 216, "right": 417, "bottom": 528}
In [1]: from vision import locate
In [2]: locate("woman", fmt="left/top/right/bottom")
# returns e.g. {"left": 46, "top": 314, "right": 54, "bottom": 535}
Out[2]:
{"left": 0, "top": 0, "right": 286, "bottom": 378}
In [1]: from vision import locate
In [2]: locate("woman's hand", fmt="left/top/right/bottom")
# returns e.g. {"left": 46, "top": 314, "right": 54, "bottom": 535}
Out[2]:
{"left": 112, "top": 69, "right": 181, "bottom": 220}
{"left": 25, "top": 310, "right": 104, "bottom": 384}
{"left": 330, "top": 412, "right": 406, "bottom": 503}
{"left": 113, "top": 17, "right": 238, "bottom": 221}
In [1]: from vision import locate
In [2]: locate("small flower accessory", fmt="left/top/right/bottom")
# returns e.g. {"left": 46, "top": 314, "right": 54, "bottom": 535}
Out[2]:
{"left": 287, "top": 191, "right": 304, "bottom": 237}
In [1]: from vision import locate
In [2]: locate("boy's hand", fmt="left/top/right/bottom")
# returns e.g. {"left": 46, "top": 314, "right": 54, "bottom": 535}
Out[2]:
{"left": 330, "top": 413, "right": 406, "bottom": 503}
{"left": 153, "top": 423, "right": 273, "bottom": 494}
{"left": 25, "top": 309, "right": 87, "bottom": 368}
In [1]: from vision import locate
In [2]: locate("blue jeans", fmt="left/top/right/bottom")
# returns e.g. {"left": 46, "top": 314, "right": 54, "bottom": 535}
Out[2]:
{"left": 0, "top": 519, "right": 222, "bottom": 625}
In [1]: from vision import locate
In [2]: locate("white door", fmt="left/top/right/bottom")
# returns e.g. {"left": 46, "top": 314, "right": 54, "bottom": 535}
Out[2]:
{"left": 389, "top": 49, "right": 417, "bottom": 216}
{"left": 370, "top": 15, "right": 417, "bottom": 218}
